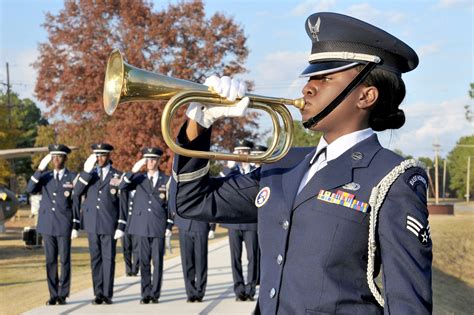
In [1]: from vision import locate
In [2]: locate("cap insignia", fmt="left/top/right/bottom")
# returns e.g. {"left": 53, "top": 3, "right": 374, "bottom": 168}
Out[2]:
{"left": 308, "top": 17, "right": 321, "bottom": 41}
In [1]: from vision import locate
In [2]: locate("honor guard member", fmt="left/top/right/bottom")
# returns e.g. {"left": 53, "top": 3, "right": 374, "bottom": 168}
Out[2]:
{"left": 172, "top": 214, "right": 214, "bottom": 303}
{"left": 171, "top": 12, "right": 432, "bottom": 314}
{"left": 73, "top": 143, "right": 124, "bottom": 305}
{"left": 26, "top": 144, "right": 76, "bottom": 306}
{"left": 122, "top": 190, "right": 140, "bottom": 277}
{"left": 220, "top": 140, "right": 259, "bottom": 302}
{"left": 118, "top": 147, "right": 173, "bottom": 304}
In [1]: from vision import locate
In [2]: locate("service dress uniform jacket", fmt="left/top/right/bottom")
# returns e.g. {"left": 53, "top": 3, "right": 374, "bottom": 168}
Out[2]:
{"left": 220, "top": 165, "right": 259, "bottom": 299}
{"left": 73, "top": 165, "right": 123, "bottom": 299}
{"left": 171, "top": 125, "right": 432, "bottom": 315}
{"left": 119, "top": 171, "right": 172, "bottom": 299}
{"left": 26, "top": 168, "right": 77, "bottom": 299}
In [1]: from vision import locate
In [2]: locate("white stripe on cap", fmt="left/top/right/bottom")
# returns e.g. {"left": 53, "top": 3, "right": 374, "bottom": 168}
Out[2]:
{"left": 49, "top": 151, "right": 67, "bottom": 155}
{"left": 93, "top": 149, "right": 111, "bottom": 153}
{"left": 143, "top": 154, "right": 160, "bottom": 157}
{"left": 308, "top": 52, "right": 381, "bottom": 63}
{"left": 234, "top": 146, "right": 251, "bottom": 150}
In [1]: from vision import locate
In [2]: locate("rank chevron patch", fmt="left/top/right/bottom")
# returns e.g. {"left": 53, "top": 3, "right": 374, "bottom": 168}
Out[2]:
{"left": 406, "top": 214, "right": 431, "bottom": 245}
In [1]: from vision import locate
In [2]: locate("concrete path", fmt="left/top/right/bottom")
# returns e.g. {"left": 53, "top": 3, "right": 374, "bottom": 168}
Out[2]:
{"left": 24, "top": 238, "right": 257, "bottom": 315}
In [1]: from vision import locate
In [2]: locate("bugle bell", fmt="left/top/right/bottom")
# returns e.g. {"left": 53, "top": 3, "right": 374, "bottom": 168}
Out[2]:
{"left": 103, "top": 49, "right": 304, "bottom": 163}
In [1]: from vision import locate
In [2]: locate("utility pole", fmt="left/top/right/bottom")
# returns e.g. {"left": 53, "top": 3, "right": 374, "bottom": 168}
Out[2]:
{"left": 442, "top": 159, "right": 447, "bottom": 199}
{"left": 467, "top": 156, "right": 471, "bottom": 203}
{"left": 433, "top": 142, "right": 441, "bottom": 204}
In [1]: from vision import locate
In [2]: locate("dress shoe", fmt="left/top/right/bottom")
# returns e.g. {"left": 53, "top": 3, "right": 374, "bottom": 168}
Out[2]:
{"left": 235, "top": 294, "right": 247, "bottom": 302}
{"left": 92, "top": 296, "right": 103, "bottom": 305}
{"left": 186, "top": 297, "right": 196, "bottom": 303}
{"left": 151, "top": 297, "right": 159, "bottom": 304}
{"left": 195, "top": 297, "right": 203, "bottom": 303}
{"left": 126, "top": 272, "right": 133, "bottom": 277}
{"left": 102, "top": 297, "right": 113, "bottom": 304}
{"left": 57, "top": 297, "right": 67, "bottom": 305}
{"left": 46, "top": 297, "right": 57, "bottom": 305}
{"left": 247, "top": 295, "right": 255, "bottom": 301}
{"left": 140, "top": 296, "right": 151, "bottom": 304}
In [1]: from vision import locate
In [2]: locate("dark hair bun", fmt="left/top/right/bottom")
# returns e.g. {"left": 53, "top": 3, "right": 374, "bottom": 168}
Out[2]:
{"left": 370, "top": 109, "right": 405, "bottom": 131}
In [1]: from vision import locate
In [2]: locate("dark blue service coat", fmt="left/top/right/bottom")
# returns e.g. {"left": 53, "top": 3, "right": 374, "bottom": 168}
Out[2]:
{"left": 73, "top": 167, "right": 123, "bottom": 235}
{"left": 171, "top": 125, "right": 432, "bottom": 315}
{"left": 119, "top": 172, "right": 173, "bottom": 238}
{"left": 27, "top": 169, "right": 77, "bottom": 237}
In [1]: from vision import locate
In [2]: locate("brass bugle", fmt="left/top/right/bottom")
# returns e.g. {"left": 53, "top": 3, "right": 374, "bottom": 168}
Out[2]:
{"left": 103, "top": 49, "right": 304, "bottom": 163}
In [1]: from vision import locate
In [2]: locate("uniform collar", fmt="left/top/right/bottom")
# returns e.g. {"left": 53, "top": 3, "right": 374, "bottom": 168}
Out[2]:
{"left": 54, "top": 168, "right": 66, "bottom": 180}
{"left": 310, "top": 128, "right": 374, "bottom": 165}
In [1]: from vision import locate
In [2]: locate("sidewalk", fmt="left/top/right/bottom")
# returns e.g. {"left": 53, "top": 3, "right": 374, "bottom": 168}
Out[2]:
{"left": 23, "top": 238, "right": 258, "bottom": 315}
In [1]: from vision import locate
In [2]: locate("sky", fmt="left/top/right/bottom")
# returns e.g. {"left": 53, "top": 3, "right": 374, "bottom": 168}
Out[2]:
{"left": 0, "top": 0, "right": 473, "bottom": 159}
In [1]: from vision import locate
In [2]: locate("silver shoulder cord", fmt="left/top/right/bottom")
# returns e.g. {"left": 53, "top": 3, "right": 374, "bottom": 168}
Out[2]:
{"left": 367, "top": 158, "right": 425, "bottom": 307}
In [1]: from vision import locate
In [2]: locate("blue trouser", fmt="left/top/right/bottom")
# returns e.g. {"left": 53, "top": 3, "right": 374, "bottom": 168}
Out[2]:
{"left": 122, "top": 233, "right": 140, "bottom": 274}
{"left": 42, "top": 234, "right": 71, "bottom": 298}
{"left": 179, "top": 231, "right": 208, "bottom": 299}
{"left": 140, "top": 236, "right": 165, "bottom": 298}
{"left": 87, "top": 233, "right": 116, "bottom": 298}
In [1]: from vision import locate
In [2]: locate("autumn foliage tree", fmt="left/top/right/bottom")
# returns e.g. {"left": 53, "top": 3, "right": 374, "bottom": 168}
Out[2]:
{"left": 35, "top": 0, "right": 258, "bottom": 173}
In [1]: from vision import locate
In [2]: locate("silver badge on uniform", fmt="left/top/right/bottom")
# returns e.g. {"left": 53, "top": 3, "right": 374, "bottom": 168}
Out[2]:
{"left": 351, "top": 152, "right": 364, "bottom": 160}
{"left": 110, "top": 188, "right": 117, "bottom": 195}
{"left": 64, "top": 191, "right": 71, "bottom": 197}
{"left": 255, "top": 187, "right": 271, "bottom": 207}
{"left": 342, "top": 182, "right": 361, "bottom": 191}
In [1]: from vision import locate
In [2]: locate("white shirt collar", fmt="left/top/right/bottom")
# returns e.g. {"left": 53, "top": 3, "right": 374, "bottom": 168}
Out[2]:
{"left": 54, "top": 168, "right": 66, "bottom": 180}
{"left": 310, "top": 128, "right": 374, "bottom": 164}
{"left": 148, "top": 170, "right": 159, "bottom": 187}
{"left": 97, "top": 164, "right": 111, "bottom": 179}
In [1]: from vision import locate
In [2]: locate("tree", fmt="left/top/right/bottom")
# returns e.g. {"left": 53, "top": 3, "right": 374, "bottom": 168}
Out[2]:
{"left": 447, "top": 135, "right": 474, "bottom": 198}
{"left": 0, "top": 91, "right": 47, "bottom": 187}
{"left": 291, "top": 121, "right": 322, "bottom": 147}
{"left": 34, "top": 0, "right": 257, "bottom": 173}
{"left": 465, "top": 83, "right": 473, "bottom": 122}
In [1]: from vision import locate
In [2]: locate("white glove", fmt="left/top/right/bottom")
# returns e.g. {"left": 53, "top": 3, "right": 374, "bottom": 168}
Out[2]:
{"left": 71, "top": 229, "right": 79, "bottom": 240}
{"left": 186, "top": 75, "right": 249, "bottom": 128}
{"left": 38, "top": 154, "right": 52, "bottom": 171}
{"left": 83, "top": 154, "right": 97, "bottom": 173}
{"left": 132, "top": 158, "right": 147, "bottom": 173}
{"left": 165, "top": 229, "right": 172, "bottom": 237}
{"left": 114, "top": 229, "right": 125, "bottom": 240}
{"left": 208, "top": 230, "right": 215, "bottom": 240}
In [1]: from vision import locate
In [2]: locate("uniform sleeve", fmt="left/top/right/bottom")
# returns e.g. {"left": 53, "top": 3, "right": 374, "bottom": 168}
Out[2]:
{"left": 171, "top": 122, "right": 260, "bottom": 224}
{"left": 378, "top": 167, "right": 432, "bottom": 314}
{"left": 71, "top": 173, "right": 81, "bottom": 230}
{"left": 118, "top": 172, "right": 139, "bottom": 191}
{"left": 72, "top": 171, "right": 93, "bottom": 230}
{"left": 117, "top": 188, "right": 129, "bottom": 231}
{"left": 26, "top": 170, "right": 43, "bottom": 194}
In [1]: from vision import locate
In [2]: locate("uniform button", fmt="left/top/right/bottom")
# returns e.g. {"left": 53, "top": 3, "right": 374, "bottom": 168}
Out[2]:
{"left": 148, "top": 201, "right": 152, "bottom": 204}
{"left": 147, "top": 208, "right": 151, "bottom": 212}
{"left": 96, "top": 205, "right": 100, "bottom": 209}
{"left": 52, "top": 207, "right": 55, "bottom": 211}
{"left": 53, "top": 193, "right": 56, "bottom": 196}
{"left": 52, "top": 200, "right": 56, "bottom": 203}
{"left": 129, "top": 207, "right": 132, "bottom": 210}
{"left": 128, "top": 212, "right": 132, "bottom": 215}
{"left": 97, "top": 198, "right": 101, "bottom": 201}
{"left": 269, "top": 288, "right": 276, "bottom": 298}
{"left": 277, "top": 254, "right": 283, "bottom": 265}
{"left": 282, "top": 220, "right": 289, "bottom": 230}
{"left": 99, "top": 190, "right": 102, "bottom": 194}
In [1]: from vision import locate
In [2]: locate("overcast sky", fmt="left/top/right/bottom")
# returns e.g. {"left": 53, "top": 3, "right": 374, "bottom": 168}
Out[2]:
{"left": 1, "top": 0, "right": 473, "bottom": 158}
